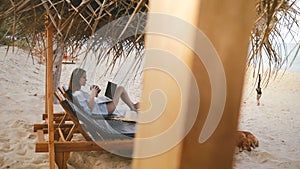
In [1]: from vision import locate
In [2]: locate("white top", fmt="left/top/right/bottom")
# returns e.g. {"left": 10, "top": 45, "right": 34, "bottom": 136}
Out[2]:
{"left": 73, "top": 89, "right": 108, "bottom": 115}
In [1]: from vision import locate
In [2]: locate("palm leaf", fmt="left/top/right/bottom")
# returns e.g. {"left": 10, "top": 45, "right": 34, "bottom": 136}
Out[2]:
{"left": 0, "top": 0, "right": 299, "bottom": 85}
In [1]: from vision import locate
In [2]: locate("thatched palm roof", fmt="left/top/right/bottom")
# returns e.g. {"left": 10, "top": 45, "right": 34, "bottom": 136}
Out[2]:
{"left": 249, "top": 0, "right": 300, "bottom": 84}
{"left": 0, "top": 0, "right": 299, "bottom": 83}
{"left": 0, "top": 0, "right": 148, "bottom": 61}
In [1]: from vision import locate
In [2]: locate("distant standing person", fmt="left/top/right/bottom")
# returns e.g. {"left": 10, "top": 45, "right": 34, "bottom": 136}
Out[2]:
{"left": 256, "top": 74, "right": 262, "bottom": 106}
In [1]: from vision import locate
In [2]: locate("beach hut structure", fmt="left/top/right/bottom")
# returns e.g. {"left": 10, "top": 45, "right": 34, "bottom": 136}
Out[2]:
{"left": 2, "top": 1, "right": 148, "bottom": 168}
{"left": 0, "top": 0, "right": 299, "bottom": 169}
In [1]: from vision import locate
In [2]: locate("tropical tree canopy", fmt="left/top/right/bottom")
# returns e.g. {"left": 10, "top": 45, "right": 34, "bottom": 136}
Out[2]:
{"left": 0, "top": 0, "right": 299, "bottom": 83}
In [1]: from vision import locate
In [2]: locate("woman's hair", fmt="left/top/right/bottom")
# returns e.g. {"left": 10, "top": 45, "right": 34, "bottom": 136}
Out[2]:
{"left": 68, "top": 68, "right": 86, "bottom": 93}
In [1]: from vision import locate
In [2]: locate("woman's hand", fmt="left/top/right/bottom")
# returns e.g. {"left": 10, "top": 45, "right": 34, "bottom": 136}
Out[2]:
{"left": 89, "top": 85, "right": 100, "bottom": 111}
{"left": 91, "top": 85, "right": 101, "bottom": 97}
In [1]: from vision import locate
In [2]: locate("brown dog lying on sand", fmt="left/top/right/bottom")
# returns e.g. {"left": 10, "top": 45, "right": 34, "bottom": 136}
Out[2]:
{"left": 236, "top": 131, "right": 259, "bottom": 152}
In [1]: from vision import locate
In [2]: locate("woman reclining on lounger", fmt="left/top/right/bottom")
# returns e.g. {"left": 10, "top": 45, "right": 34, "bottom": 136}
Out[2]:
{"left": 67, "top": 68, "right": 139, "bottom": 115}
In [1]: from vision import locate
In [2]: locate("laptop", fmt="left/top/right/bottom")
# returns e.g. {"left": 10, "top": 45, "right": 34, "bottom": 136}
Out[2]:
{"left": 95, "top": 81, "right": 117, "bottom": 103}
{"left": 104, "top": 81, "right": 117, "bottom": 100}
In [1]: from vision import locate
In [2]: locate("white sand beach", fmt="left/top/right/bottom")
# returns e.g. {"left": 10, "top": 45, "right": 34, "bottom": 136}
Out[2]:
{"left": 234, "top": 69, "right": 300, "bottom": 168}
{"left": 0, "top": 46, "right": 299, "bottom": 168}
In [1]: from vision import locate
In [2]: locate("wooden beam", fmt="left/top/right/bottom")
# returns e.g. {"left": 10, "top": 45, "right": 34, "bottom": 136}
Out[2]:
{"left": 35, "top": 140, "right": 133, "bottom": 152}
{"left": 36, "top": 141, "right": 100, "bottom": 152}
{"left": 37, "top": 130, "right": 45, "bottom": 142}
{"left": 43, "top": 113, "right": 65, "bottom": 118}
{"left": 133, "top": 0, "right": 255, "bottom": 168}
{"left": 178, "top": 1, "right": 255, "bottom": 168}
{"left": 55, "top": 152, "right": 70, "bottom": 169}
{"left": 45, "top": 17, "right": 55, "bottom": 169}
{"left": 132, "top": 0, "right": 203, "bottom": 168}
{"left": 33, "top": 123, "right": 75, "bottom": 132}
{"left": 58, "top": 128, "right": 66, "bottom": 142}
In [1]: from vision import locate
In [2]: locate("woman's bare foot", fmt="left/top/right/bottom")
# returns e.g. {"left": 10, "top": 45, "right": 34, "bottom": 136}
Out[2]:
{"left": 133, "top": 102, "right": 140, "bottom": 111}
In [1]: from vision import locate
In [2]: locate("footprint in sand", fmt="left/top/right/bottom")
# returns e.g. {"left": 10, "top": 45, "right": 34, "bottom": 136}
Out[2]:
{"left": 28, "top": 133, "right": 36, "bottom": 139}
{"left": 251, "top": 151, "right": 276, "bottom": 163}
{"left": 278, "top": 160, "right": 300, "bottom": 168}
{"left": 0, "top": 143, "right": 12, "bottom": 153}
{"left": 0, "top": 156, "right": 4, "bottom": 166}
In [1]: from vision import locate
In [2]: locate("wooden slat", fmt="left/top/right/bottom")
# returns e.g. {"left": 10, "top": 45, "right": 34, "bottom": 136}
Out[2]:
{"left": 58, "top": 86, "right": 72, "bottom": 101}
{"left": 65, "top": 125, "right": 76, "bottom": 141}
{"left": 57, "top": 128, "right": 66, "bottom": 142}
{"left": 43, "top": 113, "right": 71, "bottom": 121}
{"left": 43, "top": 113, "right": 65, "bottom": 119}
{"left": 37, "top": 130, "right": 45, "bottom": 142}
{"left": 55, "top": 91, "right": 93, "bottom": 141}
{"left": 55, "top": 152, "right": 70, "bottom": 169}
{"left": 34, "top": 123, "right": 75, "bottom": 132}
{"left": 35, "top": 140, "right": 133, "bottom": 152}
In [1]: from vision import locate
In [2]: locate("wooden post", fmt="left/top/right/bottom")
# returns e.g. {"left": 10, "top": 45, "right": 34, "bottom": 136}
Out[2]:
{"left": 55, "top": 152, "right": 70, "bottom": 169}
{"left": 45, "top": 18, "right": 55, "bottom": 169}
{"left": 132, "top": 0, "right": 255, "bottom": 168}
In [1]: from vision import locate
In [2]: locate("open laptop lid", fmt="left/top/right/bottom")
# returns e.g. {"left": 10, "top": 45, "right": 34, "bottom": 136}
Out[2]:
{"left": 105, "top": 81, "right": 117, "bottom": 99}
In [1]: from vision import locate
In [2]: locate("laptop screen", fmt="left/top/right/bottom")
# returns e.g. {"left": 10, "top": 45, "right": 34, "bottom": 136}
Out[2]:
{"left": 105, "top": 81, "right": 117, "bottom": 99}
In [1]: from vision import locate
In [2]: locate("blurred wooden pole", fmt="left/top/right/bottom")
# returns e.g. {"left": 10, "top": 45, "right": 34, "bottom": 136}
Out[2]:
{"left": 132, "top": 0, "right": 255, "bottom": 168}
{"left": 45, "top": 17, "right": 55, "bottom": 169}
{"left": 179, "top": 0, "right": 255, "bottom": 168}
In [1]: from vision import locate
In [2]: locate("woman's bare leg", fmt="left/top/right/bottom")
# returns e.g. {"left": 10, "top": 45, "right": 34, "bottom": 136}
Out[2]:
{"left": 106, "top": 86, "right": 139, "bottom": 114}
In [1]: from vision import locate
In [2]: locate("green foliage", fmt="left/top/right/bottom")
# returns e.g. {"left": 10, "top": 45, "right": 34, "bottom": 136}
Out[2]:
{"left": 0, "top": 20, "right": 29, "bottom": 49}
{"left": 0, "top": 23, "right": 12, "bottom": 46}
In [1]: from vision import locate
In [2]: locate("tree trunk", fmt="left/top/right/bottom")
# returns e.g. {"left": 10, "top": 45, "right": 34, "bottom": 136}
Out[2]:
{"left": 53, "top": 39, "right": 63, "bottom": 104}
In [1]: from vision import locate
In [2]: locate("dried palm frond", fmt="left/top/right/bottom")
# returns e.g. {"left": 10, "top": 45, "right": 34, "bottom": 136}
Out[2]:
{"left": 0, "top": 0, "right": 148, "bottom": 67}
{"left": 0, "top": 0, "right": 299, "bottom": 85}
{"left": 249, "top": 0, "right": 300, "bottom": 86}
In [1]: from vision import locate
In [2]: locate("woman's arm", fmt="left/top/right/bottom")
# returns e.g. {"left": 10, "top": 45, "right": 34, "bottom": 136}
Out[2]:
{"left": 88, "top": 87, "right": 98, "bottom": 111}
{"left": 73, "top": 90, "right": 97, "bottom": 115}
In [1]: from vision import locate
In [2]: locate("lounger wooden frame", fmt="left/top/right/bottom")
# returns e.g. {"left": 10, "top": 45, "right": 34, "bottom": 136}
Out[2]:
{"left": 34, "top": 88, "right": 134, "bottom": 169}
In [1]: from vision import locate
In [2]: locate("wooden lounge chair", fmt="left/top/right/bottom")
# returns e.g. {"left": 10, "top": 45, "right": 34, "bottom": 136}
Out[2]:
{"left": 34, "top": 88, "right": 135, "bottom": 169}
{"left": 57, "top": 86, "right": 136, "bottom": 135}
